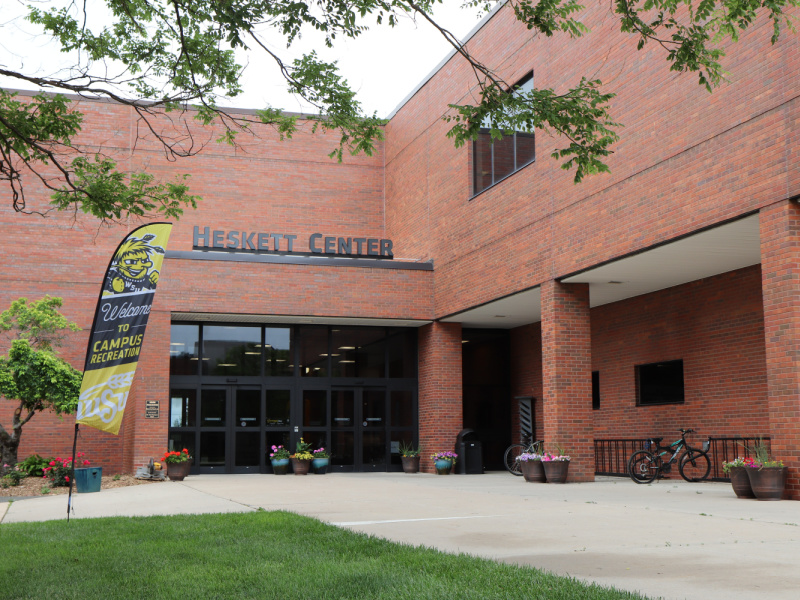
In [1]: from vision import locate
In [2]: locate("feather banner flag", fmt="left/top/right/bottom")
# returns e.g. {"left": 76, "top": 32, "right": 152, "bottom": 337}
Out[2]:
{"left": 76, "top": 223, "right": 172, "bottom": 434}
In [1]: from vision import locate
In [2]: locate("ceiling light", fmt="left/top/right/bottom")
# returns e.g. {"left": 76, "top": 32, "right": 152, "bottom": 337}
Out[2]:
{"left": 338, "top": 346, "right": 356, "bottom": 350}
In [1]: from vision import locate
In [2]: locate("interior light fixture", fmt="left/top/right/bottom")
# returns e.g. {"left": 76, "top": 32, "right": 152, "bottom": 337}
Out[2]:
{"left": 218, "top": 363, "right": 237, "bottom": 367}
{"left": 338, "top": 346, "right": 356, "bottom": 350}
{"left": 170, "top": 342, "right": 185, "bottom": 346}
{"left": 244, "top": 352, "right": 260, "bottom": 355}
{"left": 339, "top": 360, "right": 355, "bottom": 363}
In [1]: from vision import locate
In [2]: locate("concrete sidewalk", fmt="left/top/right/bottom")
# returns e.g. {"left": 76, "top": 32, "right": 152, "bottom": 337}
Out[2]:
{"left": 2, "top": 473, "right": 798, "bottom": 600}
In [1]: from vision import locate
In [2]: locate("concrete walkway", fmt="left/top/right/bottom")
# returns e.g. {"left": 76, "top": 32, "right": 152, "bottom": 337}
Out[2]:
{"left": 2, "top": 473, "right": 798, "bottom": 600}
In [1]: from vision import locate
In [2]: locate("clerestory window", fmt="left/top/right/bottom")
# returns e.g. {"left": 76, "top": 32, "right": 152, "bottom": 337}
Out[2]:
{"left": 472, "top": 73, "right": 536, "bottom": 196}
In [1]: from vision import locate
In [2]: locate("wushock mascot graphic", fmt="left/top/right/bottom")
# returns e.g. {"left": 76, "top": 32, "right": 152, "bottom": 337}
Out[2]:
{"left": 77, "top": 223, "right": 172, "bottom": 435}
{"left": 104, "top": 233, "right": 166, "bottom": 295}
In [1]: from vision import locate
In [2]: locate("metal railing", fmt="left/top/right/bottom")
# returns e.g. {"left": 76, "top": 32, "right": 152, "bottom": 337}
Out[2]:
{"left": 594, "top": 436, "right": 771, "bottom": 481}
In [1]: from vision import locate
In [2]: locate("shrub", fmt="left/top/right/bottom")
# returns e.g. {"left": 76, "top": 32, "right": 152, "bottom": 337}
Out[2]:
{"left": 17, "top": 453, "right": 51, "bottom": 478}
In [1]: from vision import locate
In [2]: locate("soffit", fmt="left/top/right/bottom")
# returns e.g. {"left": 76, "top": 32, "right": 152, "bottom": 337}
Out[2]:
{"left": 441, "top": 214, "right": 760, "bottom": 329}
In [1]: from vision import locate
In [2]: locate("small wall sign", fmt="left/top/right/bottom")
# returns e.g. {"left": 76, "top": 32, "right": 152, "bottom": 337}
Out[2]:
{"left": 145, "top": 400, "right": 160, "bottom": 419}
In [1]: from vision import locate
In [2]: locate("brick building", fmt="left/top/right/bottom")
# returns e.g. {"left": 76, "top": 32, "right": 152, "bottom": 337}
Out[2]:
{"left": 1, "top": 4, "right": 798, "bottom": 497}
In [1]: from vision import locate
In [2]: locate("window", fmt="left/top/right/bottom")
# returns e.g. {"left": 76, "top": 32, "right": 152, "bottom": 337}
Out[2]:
{"left": 636, "top": 360, "right": 685, "bottom": 406}
{"left": 592, "top": 371, "right": 600, "bottom": 410}
{"left": 472, "top": 73, "right": 535, "bottom": 196}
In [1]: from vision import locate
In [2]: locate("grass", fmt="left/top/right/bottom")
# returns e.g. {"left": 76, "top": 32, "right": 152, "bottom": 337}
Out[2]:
{"left": 1, "top": 511, "right": 650, "bottom": 599}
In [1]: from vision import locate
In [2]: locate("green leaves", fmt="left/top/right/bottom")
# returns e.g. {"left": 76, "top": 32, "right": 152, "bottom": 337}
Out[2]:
{"left": 446, "top": 77, "right": 619, "bottom": 183}
{"left": 0, "top": 296, "right": 80, "bottom": 352}
{"left": 0, "top": 339, "right": 81, "bottom": 417}
{"left": 48, "top": 155, "right": 200, "bottom": 221}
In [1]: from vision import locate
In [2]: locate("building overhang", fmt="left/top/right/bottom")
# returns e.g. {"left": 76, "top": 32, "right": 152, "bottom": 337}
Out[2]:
{"left": 441, "top": 214, "right": 760, "bottom": 329}
{"left": 171, "top": 312, "right": 432, "bottom": 328}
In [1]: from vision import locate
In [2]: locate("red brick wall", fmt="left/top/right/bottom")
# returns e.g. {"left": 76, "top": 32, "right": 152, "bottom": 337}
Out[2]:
{"left": 0, "top": 98, "right": 436, "bottom": 472}
{"left": 385, "top": 3, "right": 800, "bottom": 317}
{"left": 418, "top": 322, "right": 462, "bottom": 473}
{"left": 541, "top": 280, "right": 594, "bottom": 482}
{"left": 759, "top": 202, "right": 800, "bottom": 498}
{"left": 509, "top": 266, "right": 768, "bottom": 455}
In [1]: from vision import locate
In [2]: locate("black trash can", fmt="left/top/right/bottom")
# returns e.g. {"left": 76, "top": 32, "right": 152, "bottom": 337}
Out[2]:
{"left": 455, "top": 429, "right": 484, "bottom": 475}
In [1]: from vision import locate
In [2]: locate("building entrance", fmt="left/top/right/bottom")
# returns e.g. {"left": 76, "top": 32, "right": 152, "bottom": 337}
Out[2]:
{"left": 168, "top": 322, "right": 419, "bottom": 474}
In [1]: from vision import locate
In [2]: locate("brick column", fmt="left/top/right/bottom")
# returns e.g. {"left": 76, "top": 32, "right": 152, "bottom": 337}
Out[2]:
{"left": 541, "top": 280, "right": 594, "bottom": 482}
{"left": 122, "top": 307, "right": 170, "bottom": 473}
{"left": 760, "top": 201, "right": 800, "bottom": 499}
{"left": 418, "top": 322, "right": 462, "bottom": 473}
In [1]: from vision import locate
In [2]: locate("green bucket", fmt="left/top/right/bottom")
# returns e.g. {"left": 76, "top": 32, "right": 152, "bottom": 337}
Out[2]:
{"left": 75, "top": 467, "right": 102, "bottom": 493}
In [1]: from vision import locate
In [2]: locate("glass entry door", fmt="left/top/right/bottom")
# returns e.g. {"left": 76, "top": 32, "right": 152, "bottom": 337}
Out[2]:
{"left": 195, "top": 386, "right": 262, "bottom": 474}
{"left": 329, "top": 388, "right": 387, "bottom": 472}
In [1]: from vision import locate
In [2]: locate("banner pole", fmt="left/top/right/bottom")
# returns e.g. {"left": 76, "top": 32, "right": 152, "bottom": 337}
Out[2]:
{"left": 66, "top": 423, "right": 79, "bottom": 522}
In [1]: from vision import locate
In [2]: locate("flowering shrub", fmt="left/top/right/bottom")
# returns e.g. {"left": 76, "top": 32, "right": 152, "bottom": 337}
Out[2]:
{"left": 269, "top": 445, "right": 290, "bottom": 460}
{"left": 515, "top": 453, "right": 542, "bottom": 462}
{"left": 161, "top": 448, "right": 192, "bottom": 464}
{"left": 542, "top": 452, "right": 571, "bottom": 462}
{"left": 43, "top": 453, "right": 91, "bottom": 487}
{"left": 313, "top": 448, "right": 330, "bottom": 459}
{"left": 431, "top": 451, "right": 458, "bottom": 463}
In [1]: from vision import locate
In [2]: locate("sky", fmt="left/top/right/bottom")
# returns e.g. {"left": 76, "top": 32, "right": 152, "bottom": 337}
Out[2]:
{"left": 0, "top": 2, "right": 489, "bottom": 118}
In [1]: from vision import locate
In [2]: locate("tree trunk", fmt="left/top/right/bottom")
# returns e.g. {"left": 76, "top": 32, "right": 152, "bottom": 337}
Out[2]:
{"left": 0, "top": 432, "right": 20, "bottom": 475}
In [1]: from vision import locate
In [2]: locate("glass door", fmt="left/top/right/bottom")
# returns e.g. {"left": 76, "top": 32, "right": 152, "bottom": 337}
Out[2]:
{"left": 327, "top": 387, "right": 387, "bottom": 472}
{"left": 232, "top": 387, "right": 261, "bottom": 473}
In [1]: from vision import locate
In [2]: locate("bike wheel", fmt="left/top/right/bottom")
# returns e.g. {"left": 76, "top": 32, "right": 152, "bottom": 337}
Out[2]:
{"left": 503, "top": 444, "right": 526, "bottom": 476}
{"left": 679, "top": 450, "right": 711, "bottom": 482}
{"left": 628, "top": 450, "right": 660, "bottom": 484}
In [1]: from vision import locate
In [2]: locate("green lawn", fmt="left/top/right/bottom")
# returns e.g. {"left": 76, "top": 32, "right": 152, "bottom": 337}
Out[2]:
{"left": 1, "top": 511, "right": 650, "bottom": 599}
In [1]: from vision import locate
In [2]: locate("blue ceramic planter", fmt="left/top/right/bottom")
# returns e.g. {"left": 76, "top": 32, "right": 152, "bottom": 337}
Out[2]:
{"left": 271, "top": 458, "right": 290, "bottom": 475}
{"left": 434, "top": 459, "right": 453, "bottom": 475}
{"left": 312, "top": 458, "right": 329, "bottom": 474}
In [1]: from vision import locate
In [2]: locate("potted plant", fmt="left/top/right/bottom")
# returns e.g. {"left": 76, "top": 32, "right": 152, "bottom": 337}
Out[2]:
{"left": 399, "top": 441, "right": 421, "bottom": 474}
{"left": 161, "top": 448, "right": 192, "bottom": 481}
{"left": 431, "top": 451, "right": 457, "bottom": 475}
{"left": 312, "top": 447, "right": 330, "bottom": 474}
{"left": 722, "top": 457, "right": 756, "bottom": 499}
{"left": 516, "top": 452, "right": 546, "bottom": 483}
{"left": 744, "top": 440, "right": 787, "bottom": 501}
{"left": 291, "top": 438, "right": 314, "bottom": 475}
{"left": 541, "top": 447, "right": 571, "bottom": 483}
{"left": 269, "top": 444, "right": 291, "bottom": 474}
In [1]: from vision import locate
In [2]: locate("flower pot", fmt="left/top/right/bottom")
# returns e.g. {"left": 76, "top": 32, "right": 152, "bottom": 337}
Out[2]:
{"left": 746, "top": 466, "right": 788, "bottom": 501}
{"left": 312, "top": 458, "right": 329, "bottom": 474}
{"left": 74, "top": 467, "right": 102, "bottom": 493}
{"left": 542, "top": 460, "right": 569, "bottom": 483}
{"left": 728, "top": 466, "right": 755, "bottom": 499}
{"left": 434, "top": 459, "right": 453, "bottom": 475}
{"left": 166, "top": 461, "right": 191, "bottom": 482}
{"left": 271, "top": 458, "right": 290, "bottom": 475}
{"left": 291, "top": 458, "right": 312, "bottom": 475}
{"left": 520, "top": 460, "right": 546, "bottom": 483}
{"left": 401, "top": 456, "right": 420, "bottom": 474}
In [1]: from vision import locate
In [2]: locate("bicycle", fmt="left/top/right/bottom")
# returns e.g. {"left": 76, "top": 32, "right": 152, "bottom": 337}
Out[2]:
{"left": 628, "top": 428, "right": 711, "bottom": 484}
{"left": 504, "top": 435, "right": 544, "bottom": 476}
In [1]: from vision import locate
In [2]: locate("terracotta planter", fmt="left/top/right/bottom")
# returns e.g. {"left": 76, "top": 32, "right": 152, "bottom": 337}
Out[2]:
{"left": 728, "top": 466, "right": 755, "bottom": 499}
{"left": 401, "top": 456, "right": 420, "bottom": 474}
{"left": 519, "top": 460, "right": 546, "bottom": 483}
{"left": 166, "top": 460, "right": 191, "bottom": 481}
{"left": 542, "top": 460, "right": 569, "bottom": 483}
{"left": 271, "top": 458, "right": 290, "bottom": 475}
{"left": 746, "top": 466, "right": 787, "bottom": 501}
{"left": 434, "top": 459, "right": 454, "bottom": 475}
{"left": 291, "top": 458, "right": 312, "bottom": 475}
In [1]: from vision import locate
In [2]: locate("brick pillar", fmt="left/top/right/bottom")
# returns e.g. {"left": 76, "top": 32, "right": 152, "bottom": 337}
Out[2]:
{"left": 418, "top": 322, "right": 462, "bottom": 473}
{"left": 122, "top": 307, "right": 170, "bottom": 473}
{"left": 760, "top": 201, "right": 800, "bottom": 499}
{"left": 541, "top": 280, "right": 594, "bottom": 482}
